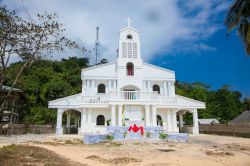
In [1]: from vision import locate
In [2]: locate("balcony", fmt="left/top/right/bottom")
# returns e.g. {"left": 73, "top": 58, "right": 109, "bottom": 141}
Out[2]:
{"left": 108, "top": 91, "right": 158, "bottom": 102}
{"left": 80, "top": 91, "right": 177, "bottom": 105}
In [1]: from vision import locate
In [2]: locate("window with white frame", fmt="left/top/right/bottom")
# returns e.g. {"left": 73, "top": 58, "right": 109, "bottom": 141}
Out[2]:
{"left": 122, "top": 42, "right": 127, "bottom": 58}
{"left": 128, "top": 42, "right": 132, "bottom": 58}
{"left": 133, "top": 43, "right": 137, "bottom": 58}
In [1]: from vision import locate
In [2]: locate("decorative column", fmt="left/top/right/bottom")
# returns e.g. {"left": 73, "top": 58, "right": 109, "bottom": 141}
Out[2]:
{"left": 179, "top": 113, "right": 184, "bottom": 128}
{"left": 143, "top": 81, "right": 147, "bottom": 91}
{"left": 111, "top": 105, "right": 116, "bottom": 126}
{"left": 145, "top": 105, "right": 150, "bottom": 126}
{"left": 86, "top": 80, "right": 90, "bottom": 95}
{"left": 66, "top": 111, "right": 71, "bottom": 134}
{"left": 108, "top": 80, "right": 112, "bottom": 92}
{"left": 91, "top": 80, "right": 95, "bottom": 95}
{"left": 147, "top": 81, "right": 151, "bottom": 92}
{"left": 172, "top": 110, "right": 178, "bottom": 132}
{"left": 56, "top": 108, "right": 63, "bottom": 135}
{"left": 192, "top": 109, "right": 199, "bottom": 134}
{"left": 87, "top": 109, "right": 92, "bottom": 132}
{"left": 79, "top": 108, "right": 86, "bottom": 134}
{"left": 167, "top": 81, "right": 171, "bottom": 96}
{"left": 118, "top": 105, "right": 123, "bottom": 126}
{"left": 166, "top": 110, "right": 172, "bottom": 132}
{"left": 152, "top": 105, "right": 157, "bottom": 126}
{"left": 163, "top": 81, "right": 167, "bottom": 96}
{"left": 113, "top": 80, "right": 117, "bottom": 91}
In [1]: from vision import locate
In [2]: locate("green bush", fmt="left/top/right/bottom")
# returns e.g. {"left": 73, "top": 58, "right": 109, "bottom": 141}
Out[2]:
{"left": 159, "top": 132, "right": 168, "bottom": 139}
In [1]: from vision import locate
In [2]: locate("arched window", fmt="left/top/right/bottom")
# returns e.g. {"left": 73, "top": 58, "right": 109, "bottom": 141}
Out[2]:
{"left": 96, "top": 115, "right": 105, "bottom": 125}
{"left": 153, "top": 84, "right": 160, "bottom": 94}
{"left": 157, "top": 115, "right": 163, "bottom": 126}
{"left": 127, "top": 34, "right": 132, "bottom": 39}
{"left": 97, "top": 84, "right": 105, "bottom": 93}
{"left": 127, "top": 62, "right": 134, "bottom": 76}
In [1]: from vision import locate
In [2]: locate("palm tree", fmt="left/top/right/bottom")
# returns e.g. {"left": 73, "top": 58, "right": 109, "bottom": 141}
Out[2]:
{"left": 225, "top": 0, "right": 250, "bottom": 55}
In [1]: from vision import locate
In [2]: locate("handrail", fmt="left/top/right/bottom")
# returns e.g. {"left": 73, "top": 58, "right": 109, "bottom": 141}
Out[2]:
{"left": 81, "top": 91, "right": 177, "bottom": 104}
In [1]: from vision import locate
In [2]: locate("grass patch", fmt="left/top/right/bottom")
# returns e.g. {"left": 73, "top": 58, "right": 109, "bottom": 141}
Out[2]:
{"left": 133, "top": 142, "right": 141, "bottom": 145}
{"left": 205, "top": 150, "right": 234, "bottom": 156}
{"left": 86, "top": 155, "right": 141, "bottom": 164}
{"left": 157, "top": 149, "right": 175, "bottom": 152}
{"left": 0, "top": 144, "right": 84, "bottom": 166}
{"left": 64, "top": 139, "right": 82, "bottom": 144}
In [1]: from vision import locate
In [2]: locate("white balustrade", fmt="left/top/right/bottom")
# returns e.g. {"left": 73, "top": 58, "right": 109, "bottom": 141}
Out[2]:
{"left": 108, "top": 91, "right": 158, "bottom": 101}
{"left": 80, "top": 91, "right": 177, "bottom": 105}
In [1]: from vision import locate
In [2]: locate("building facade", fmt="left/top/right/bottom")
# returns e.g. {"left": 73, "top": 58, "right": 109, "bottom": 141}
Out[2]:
{"left": 48, "top": 20, "right": 205, "bottom": 135}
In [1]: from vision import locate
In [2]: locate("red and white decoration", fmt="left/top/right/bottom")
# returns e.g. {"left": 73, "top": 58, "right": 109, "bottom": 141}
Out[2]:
{"left": 128, "top": 124, "right": 144, "bottom": 135}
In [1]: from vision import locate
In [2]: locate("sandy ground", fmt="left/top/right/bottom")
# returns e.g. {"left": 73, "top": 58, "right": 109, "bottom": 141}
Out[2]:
{"left": 1, "top": 134, "right": 250, "bottom": 166}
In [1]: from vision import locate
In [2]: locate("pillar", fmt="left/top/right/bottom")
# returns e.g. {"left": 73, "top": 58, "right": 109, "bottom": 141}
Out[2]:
{"left": 152, "top": 105, "right": 157, "bottom": 126}
{"left": 108, "top": 80, "right": 112, "bottom": 92}
{"left": 113, "top": 80, "right": 117, "bottom": 91}
{"left": 87, "top": 109, "right": 92, "bottom": 131}
{"left": 179, "top": 113, "right": 184, "bottom": 128}
{"left": 172, "top": 110, "right": 178, "bottom": 132}
{"left": 145, "top": 105, "right": 150, "bottom": 126}
{"left": 86, "top": 80, "right": 90, "bottom": 95}
{"left": 66, "top": 111, "right": 71, "bottom": 134}
{"left": 118, "top": 105, "right": 123, "bottom": 126}
{"left": 166, "top": 110, "right": 172, "bottom": 132}
{"left": 163, "top": 81, "right": 167, "bottom": 96}
{"left": 79, "top": 108, "right": 86, "bottom": 133}
{"left": 167, "top": 81, "right": 171, "bottom": 96}
{"left": 147, "top": 81, "right": 151, "bottom": 92}
{"left": 192, "top": 109, "right": 199, "bottom": 134}
{"left": 143, "top": 81, "right": 147, "bottom": 91}
{"left": 56, "top": 109, "right": 63, "bottom": 135}
{"left": 91, "top": 80, "right": 95, "bottom": 95}
{"left": 111, "top": 105, "right": 116, "bottom": 126}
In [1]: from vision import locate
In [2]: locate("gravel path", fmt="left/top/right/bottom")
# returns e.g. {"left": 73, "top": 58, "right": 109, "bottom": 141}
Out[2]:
{"left": 0, "top": 134, "right": 54, "bottom": 145}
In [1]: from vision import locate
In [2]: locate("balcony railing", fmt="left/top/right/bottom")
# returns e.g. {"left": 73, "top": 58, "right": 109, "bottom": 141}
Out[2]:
{"left": 80, "top": 91, "right": 177, "bottom": 105}
{"left": 108, "top": 91, "right": 158, "bottom": 101}
{"left": 81, "top": 94, "right": 108, "bottom": 104}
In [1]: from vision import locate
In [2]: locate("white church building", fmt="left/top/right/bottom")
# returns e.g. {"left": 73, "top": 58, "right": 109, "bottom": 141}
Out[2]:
{"left": 48, "top": 19, "right": 205, "bottom": 135}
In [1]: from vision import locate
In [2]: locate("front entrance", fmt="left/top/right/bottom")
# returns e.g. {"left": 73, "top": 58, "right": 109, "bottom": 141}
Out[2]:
{"left": 123, "top": 105, "right": 143, "bottom": 126}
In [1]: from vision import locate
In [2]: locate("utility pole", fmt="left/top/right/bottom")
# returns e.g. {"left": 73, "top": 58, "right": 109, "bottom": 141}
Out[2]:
{"left": 95, "top": 27, "right": 99, "bottom": 65}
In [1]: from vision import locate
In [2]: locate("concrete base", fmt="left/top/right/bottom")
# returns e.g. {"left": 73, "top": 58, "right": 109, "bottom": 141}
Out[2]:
{"left": 56, "top": 127, "right": 63, "bottom": 135}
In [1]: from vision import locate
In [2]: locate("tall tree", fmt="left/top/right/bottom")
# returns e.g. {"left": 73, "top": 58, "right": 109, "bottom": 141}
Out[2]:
{"left": 0, "top": 6, "right": 79, "bottom": 112}
{"left": 225, "top": 0, "right": 250, "bottom": 55}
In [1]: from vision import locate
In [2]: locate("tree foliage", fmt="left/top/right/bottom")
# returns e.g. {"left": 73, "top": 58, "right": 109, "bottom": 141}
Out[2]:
{"left": 176, "top": 81, "right": 246, "bottom": 124}
{"left": 225, "top": 0, "right": 250, "bottom": 55}
{"left": 5, "top": 56, "right": 88, "bottom": 124}
{"left": 0, "top": 6, "right": 80, "bottom": 112}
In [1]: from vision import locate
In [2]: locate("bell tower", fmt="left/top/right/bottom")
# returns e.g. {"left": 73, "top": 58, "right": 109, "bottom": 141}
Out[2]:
{"left": 118, "top": 18, "right": 141, "bottom": 61}
{"left": 116, "top": 18, "right": 143, "bottom": 91}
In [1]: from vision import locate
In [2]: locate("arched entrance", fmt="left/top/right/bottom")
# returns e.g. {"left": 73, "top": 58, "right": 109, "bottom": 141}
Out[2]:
{"left": 62, "top": 109, "right": 81, "bottom": 134}
{"left": 176, "top": 109, "right": 199, "bottom": 134}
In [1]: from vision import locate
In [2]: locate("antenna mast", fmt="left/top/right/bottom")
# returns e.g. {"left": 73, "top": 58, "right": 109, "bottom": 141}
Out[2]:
{"left": 95, "top": 27, "right": 99, "bottom": 65}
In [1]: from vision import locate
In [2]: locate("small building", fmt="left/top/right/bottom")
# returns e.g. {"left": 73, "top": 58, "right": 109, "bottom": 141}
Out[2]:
{"left": 0, "top": 85, "right": 26, "bottom": 124}
{"left": 48, "top": 19, "right": 206, "bottom": 135}
{"left": 229, "top": 110, "right": 250, "bottom": 124}
{"left": 198, "top": 119, "right": 220, "bottom": 125}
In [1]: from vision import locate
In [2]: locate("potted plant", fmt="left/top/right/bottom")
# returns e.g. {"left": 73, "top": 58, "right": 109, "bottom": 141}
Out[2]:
{"left": 106, "top": 119, "right": 111, "bottom": 126}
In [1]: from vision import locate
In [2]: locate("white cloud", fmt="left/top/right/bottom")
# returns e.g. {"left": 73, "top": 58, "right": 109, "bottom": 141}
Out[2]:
{"left": 1, "top": 0, "right": 230, "bottom": 63}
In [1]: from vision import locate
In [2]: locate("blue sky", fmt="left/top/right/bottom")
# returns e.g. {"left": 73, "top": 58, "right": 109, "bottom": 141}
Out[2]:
{"left": 2, "top": 0, "right": 250, "bottom": 97}
{"left": 151, "top": 27, "right": 250, "bottom": 97}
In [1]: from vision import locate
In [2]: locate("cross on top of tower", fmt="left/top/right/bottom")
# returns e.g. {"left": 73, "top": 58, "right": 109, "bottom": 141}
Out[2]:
{"left": 127, "top": 17, "right": 133, "bottom": 27}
